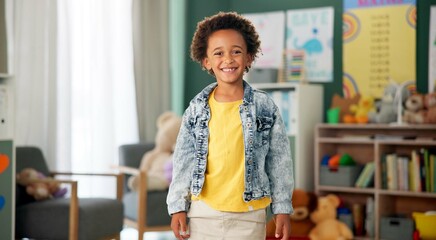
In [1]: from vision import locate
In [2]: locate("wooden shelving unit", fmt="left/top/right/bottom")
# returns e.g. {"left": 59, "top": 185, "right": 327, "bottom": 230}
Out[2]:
{"left": 315, "top": 123, "right": 436, "bottom": 239}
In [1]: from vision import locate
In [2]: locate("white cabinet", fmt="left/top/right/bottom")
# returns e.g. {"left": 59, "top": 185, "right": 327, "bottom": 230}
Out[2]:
{"left": 252, "top": 82, "right": 323, "bottom": 190}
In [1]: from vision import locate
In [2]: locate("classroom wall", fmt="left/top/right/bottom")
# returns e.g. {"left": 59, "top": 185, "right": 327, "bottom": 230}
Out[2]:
{"left": 183, "top": 0, "right": 436, "bottom": 119}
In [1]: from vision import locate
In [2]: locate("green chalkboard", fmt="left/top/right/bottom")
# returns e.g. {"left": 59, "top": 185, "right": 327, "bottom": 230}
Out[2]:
{"left": 0, "top": 140, "right": 13, "bottom": 240}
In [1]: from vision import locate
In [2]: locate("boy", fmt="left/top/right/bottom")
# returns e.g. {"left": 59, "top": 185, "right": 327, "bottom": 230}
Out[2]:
{"left": 167, "top": 11, "right": 294, "bottom": 240}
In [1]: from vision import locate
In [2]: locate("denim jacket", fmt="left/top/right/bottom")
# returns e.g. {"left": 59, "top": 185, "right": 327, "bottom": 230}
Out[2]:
{"left": 167, "top": 81, "right": 294, "bottom": 215}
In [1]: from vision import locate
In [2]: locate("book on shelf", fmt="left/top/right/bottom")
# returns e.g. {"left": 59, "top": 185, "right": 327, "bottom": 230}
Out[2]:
{"left": 411, "top": 150, "right": 422, "bottom": 192}
{"left": 430, "top": 154, "right": 436, "bottom": 192}
{"left": 397, "top": 156, "right": 410, "bottom": 191}
{"left": 355, "top": 162, "right": 375, "bottom": 188}
{"left": 382, "top": 148, "right": 436, "bottom": 193}
{"left": 386, "top": 153, "right": 398, "bottom": 190}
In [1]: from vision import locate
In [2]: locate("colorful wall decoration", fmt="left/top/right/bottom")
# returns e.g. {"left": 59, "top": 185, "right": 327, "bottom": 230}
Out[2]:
{"left": 343, "top": 0, "right": 416, "bottom": 98}
{"left": 0, "top": 140, "right": 13, "bottom": 240}
{"left": 286, "top": 7, "right": 334, "bottom": 83}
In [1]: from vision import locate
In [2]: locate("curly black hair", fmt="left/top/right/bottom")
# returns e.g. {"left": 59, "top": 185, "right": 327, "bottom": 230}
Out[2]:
{"left": 190, "top": 12, "right": 261, "bottom": 68}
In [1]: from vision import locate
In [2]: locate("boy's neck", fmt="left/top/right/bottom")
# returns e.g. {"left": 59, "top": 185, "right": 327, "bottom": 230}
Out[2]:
{"left": 214, "top": 82, "right": 244, "bottom": 102}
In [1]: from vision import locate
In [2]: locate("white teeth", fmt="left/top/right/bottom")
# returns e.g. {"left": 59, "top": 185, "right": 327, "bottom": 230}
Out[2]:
{"left": 222, "top": 68, "right": 235, "bottom": 72}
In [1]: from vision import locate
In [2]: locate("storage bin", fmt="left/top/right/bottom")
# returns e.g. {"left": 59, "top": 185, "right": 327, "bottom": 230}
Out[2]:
{"left": 380, "top": 217, "right": 414, "bottom": 240}
{"left": 413, "top": 212, "right": 436, "bottom": 240}
{"left": 319, "top": 165, "right": 362, "bottom": 187}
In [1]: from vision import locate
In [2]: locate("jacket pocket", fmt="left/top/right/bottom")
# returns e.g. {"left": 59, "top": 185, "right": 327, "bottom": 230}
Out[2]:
{"left": 254, "top": 116, "right": 273, "bottom": 148}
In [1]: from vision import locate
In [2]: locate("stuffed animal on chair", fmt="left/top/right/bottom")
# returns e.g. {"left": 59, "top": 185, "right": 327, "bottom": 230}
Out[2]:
{"left": 128, "top": 112, "right": 182, "bottom": 191}
{"left": 16, "top": 168, "right": 67, "bottom": 201}
{"left": 308, "top": 194, "right": 353, "bottom": 240}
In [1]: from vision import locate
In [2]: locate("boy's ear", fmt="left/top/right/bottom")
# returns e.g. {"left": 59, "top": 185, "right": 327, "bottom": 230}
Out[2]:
{"left": 247, "top": 54, "right": 254, "bottom": 67}
{"left": 202, "top": 58, "right": 211, "bottom": 71}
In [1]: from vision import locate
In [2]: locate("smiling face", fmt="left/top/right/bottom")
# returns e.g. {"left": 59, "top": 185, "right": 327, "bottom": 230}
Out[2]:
{"left": 202, "top": 29, "right": 253, "bottom": 86}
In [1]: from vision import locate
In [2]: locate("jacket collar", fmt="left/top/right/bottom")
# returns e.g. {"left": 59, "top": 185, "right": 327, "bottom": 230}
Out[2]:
{"left": 195, "top": 80, "right": 254, "bottom": 107}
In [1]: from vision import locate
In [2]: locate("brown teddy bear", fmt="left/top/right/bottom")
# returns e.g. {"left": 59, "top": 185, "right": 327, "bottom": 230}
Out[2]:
{"left": 128, "top": 111, "right": 182, "bottom": 191}
{"left": 403, "top": 93, "right": 426, "bottom": 124}
{"left": 266, "top": 189, "right": 318, "bottom": 238}
{"left": 424, "top": 92, "right": 436, "bottom": 124}
{"left": 308, "top": 194, "right": 353, "bottom": 240}
{"left": 16, "top": 168, "right": 65, "bottom": 201}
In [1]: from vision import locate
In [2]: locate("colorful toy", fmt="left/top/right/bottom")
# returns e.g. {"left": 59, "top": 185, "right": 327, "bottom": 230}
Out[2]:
{"left": 330, "top": 94, "right": 360, "bottom": 123}
{"left": 346, "top": 95, "right": 375, "bottom": 124}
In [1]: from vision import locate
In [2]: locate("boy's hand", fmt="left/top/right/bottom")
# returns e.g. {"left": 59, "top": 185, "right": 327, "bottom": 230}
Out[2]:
{"left": 274, "top": 214, "right": 291, "bottom": 240}
{"left": 171, "top": 211, "right": 190, "bottom": 240}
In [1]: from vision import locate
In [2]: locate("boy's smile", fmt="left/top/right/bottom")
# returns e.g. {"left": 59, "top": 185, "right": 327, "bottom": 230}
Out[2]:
{"left": 202, "top": 29, "right": 252, "bottom": 86}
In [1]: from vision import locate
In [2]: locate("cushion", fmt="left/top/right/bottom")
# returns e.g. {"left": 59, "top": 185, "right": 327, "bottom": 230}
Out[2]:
{"left": 16, "top": 198, "right": 123, "bottom": 240}
{"left": 123, "top": 190, "right": 171, "bottom": 227}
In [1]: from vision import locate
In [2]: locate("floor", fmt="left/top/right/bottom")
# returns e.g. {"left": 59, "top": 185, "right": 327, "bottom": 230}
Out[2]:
{"left": 121, "top": 227, "right": 175, "bottom": 240}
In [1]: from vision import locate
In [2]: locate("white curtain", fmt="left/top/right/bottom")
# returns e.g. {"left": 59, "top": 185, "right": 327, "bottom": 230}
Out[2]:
{"left": 133, "top": 0, "right": 171, "bottom": 142}
{"left": 14, "top": 0, "right": 139, "bottom": 197}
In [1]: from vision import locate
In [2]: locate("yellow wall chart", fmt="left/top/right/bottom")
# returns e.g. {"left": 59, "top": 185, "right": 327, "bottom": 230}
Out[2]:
{"left": 343, "top": 0, "right": 416, "bottom": 98}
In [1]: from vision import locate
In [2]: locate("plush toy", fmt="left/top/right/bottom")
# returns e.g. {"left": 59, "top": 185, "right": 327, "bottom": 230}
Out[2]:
{"left": 424, "top": 92, "right": 436, "bottom": 124}
{"left": 128, "top": 112, "right": 182, "bottom": 191}
{"left": 266, "top": 189, "right": 317, "bottom": 238}
{"left": 308, "top": 194, "right": 353, "bottom": 240}
{"left": 16, "top": 168, "right": 67, "bottom": 201}
{"left": 403, "top": 93, "right": 426, "bottom": 124}
{"left": 330, "top": 94, "right": 360, "bottom": 123}
{"left": 345, "top": 95, "right": 375, "bottom": 124}
{"left": 369, "top": 83, "right": 410, "bottom": 124}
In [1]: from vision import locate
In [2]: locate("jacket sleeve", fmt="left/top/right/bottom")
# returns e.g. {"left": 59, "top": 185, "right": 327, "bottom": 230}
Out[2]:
{"left": 265, "top": 104, "right": 294, "bottom": 215}
{"left": 166, "top": 105, "right": 197, "bottom": 215}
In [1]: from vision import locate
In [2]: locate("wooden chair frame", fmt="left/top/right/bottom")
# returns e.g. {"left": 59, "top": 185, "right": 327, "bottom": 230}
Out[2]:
{"left": 113, "top": 165, "right": 171, "bottom": 240}
{"left": 27, "top": 172, "right": 123, "bottom": 240}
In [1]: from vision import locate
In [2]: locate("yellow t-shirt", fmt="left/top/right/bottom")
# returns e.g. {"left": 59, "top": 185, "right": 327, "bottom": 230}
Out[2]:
{"left": 192, "top": 89, "right": 271, "bottom": 212}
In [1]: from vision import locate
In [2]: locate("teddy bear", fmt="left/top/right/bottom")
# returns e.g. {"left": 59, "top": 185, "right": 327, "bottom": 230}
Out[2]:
{"left": 403, "top": 93, "right": 426, "bottom": 124}
{"left": 266, "top": 189, "right": 318, "bottom": 238}
{"left": 16, "top": 168, "right": 67, "bottom": 201}
{"left": 308, "top": 194, "right": 353, "bottom": 240}
{"left": 424, "top": 92, "right": 436, "bottom": 124}
{"left": 344, "top": 95, "right": 375, "bottom": 124}
{"left": 128, "top": 111, "right": 182, "bottom": 191}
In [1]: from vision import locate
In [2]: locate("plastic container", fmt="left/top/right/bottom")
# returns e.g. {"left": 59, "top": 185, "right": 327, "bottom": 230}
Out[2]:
{"left": 319, "top": 165, "right": 362, "bottom": 187}
{"left": 380, "top": 217, "right": 414, "bottom": 240}
{"left": 413, "top": 212, "right": 436, "bottom": 240}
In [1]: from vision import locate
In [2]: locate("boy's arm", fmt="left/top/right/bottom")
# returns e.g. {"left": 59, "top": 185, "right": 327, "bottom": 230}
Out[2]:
{"left": 166, "top": 106, "right": 197, "bottom": 215}
{"left": 265, "top": 105, "right": 294, "bottom": 215}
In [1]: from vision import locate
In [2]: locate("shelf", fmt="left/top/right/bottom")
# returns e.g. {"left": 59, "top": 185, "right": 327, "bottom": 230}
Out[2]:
{"left": 378, "top": 189, "right": 436, "bottom": 198}
{"left": 315, "top": 123, "right": 436, "bottom": 239}
{"left": 318, "top": 185, "right": 375, "bottom": 194}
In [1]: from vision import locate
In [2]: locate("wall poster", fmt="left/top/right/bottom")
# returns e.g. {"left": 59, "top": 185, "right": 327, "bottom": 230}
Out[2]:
{"left": 343, "top": 0, "right": 416, "bottom": 98}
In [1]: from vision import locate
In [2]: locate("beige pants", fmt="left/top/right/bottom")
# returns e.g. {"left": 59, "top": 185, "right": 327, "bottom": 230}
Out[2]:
{"left": 187, "top": 200, "right": 266, "bottom": 240}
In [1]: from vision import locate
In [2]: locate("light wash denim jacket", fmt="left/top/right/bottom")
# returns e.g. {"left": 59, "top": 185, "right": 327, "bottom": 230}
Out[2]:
{"left": 167, "top": 81, "right": 294, "bottom": 215}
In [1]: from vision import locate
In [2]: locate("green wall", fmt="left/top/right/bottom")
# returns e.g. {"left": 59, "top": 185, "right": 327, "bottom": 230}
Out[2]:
{"left": 182, "top": 0, "right": 436, "bottom": 119}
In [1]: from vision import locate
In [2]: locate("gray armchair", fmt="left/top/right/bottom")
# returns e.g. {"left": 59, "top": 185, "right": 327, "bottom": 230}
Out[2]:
{"left": 116, "top": 143, "right": 171, "bottom": 240}
{"left": 15, "top": 146, "right": 124, "bottom": 240}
